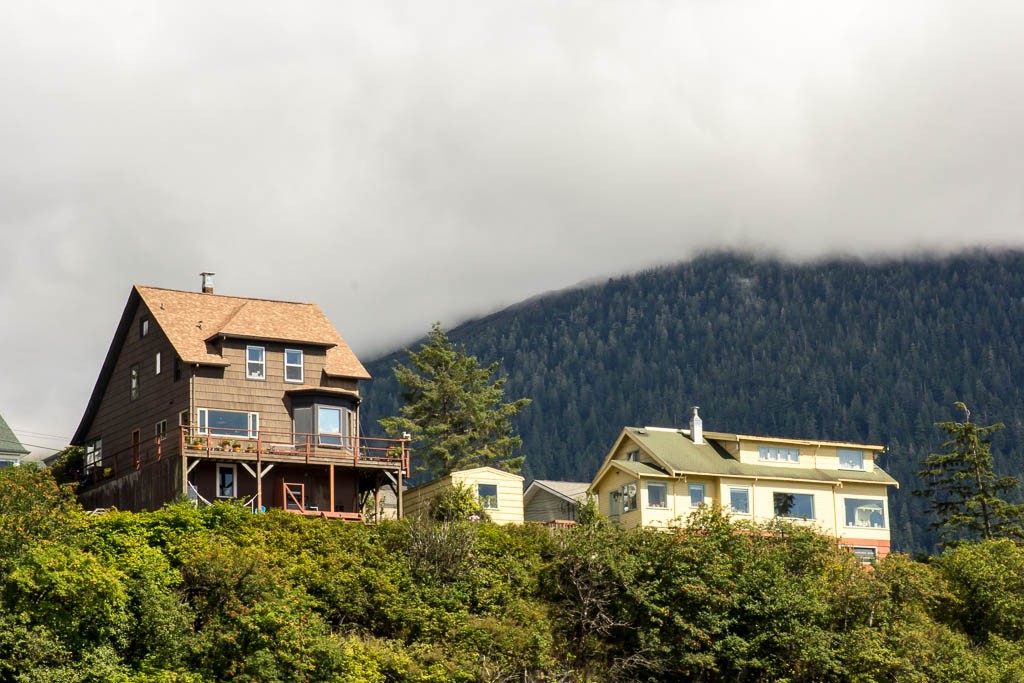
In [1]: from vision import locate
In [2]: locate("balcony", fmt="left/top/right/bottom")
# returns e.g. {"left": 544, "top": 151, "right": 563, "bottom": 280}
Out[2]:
{"left": 180, "top": 426, "right": 409, "bottom": 472}
{"left": 77, "top": 426, "right": 409, "bottom": 489}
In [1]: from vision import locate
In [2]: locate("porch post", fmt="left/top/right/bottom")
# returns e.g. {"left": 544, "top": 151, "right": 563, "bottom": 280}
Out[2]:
{"left": 256, "top": 451, "right": 263, "bottom": 512}
{"left": 329, "top": 463, "right": 335, "bottom": 513}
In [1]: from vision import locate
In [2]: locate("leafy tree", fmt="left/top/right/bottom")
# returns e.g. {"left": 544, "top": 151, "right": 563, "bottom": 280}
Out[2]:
{"left": 428, "top": 482, "right": 489, "bottom": 522}
{"left": 379, "top": 322, "right": 531, "bottom": 477}
{"left": 914, "top": 402, "right": 1024, "bottom": 545}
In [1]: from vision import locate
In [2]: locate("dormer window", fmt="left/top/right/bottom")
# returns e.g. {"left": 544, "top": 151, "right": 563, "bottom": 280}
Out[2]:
{"left": 246, "top": 346, "right": 266, "bottom": 380}
{"left": 284, "top": 349, "right": 303, "bottom": 383}
{"left": 759, "top": 446, "right": 800, "bottom": 463}
{"left": 838, "top": 449, "right": 865, "bottom": 470}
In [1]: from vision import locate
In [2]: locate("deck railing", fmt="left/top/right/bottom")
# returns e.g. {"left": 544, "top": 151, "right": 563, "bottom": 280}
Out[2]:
{"left": 179, "top": 426, "right": 410, "bottom": 470}
{"left": 77, "top": 427, "right": 409, "bottom": 489}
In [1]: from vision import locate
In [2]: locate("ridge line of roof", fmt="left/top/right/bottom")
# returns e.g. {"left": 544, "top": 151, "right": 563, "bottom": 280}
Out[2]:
{"left": 135, "top": 284, "right": 318, "bottom": 307}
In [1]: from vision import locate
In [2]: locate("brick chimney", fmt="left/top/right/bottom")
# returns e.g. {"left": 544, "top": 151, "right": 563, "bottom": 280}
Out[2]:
{"left": 200, "top": 272, "right": 215, "bottom": 294}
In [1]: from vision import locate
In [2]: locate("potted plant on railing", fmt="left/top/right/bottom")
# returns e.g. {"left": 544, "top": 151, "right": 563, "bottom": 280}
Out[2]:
{"left": 244, "top": 443, "right": 256, "bottom": 454}
{"left": 220, "top": 440, "right": 233, "bottom": 452}
{"left": 192, "top": 437, "right": 205, "bottom": 449}
{"left": 232, "top": 441, "right": 242, "bottom": 453}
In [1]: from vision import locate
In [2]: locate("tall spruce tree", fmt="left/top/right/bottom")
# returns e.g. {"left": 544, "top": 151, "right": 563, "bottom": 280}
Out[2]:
{"left": 914, "top": 402, "right": 1024, "bottom": 545}
{"left": 379, "top": 323, "right": 531, "bottom": 478}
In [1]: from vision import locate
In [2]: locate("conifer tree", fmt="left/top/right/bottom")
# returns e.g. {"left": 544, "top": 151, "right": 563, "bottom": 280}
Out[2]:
{"left": 379, "top": 323, "right": 531, "bottom": 478}
{"left": 914, "top": 402, "right": 1024, "bottom": 545}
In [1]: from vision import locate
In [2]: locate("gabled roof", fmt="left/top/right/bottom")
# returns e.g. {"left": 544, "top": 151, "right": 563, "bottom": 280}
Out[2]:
{"left": 135, "top": 286, "right": 368, "bottom": 377}
{"left": 73, "top": 285, "right": 370, "bottom": 444}
{"left": 0, "top": 413, "right": 29, "bottom": 456}
{"left": 524, "top": 479, "right": 590, "bottom": 506}
{"left": 591, "top": 426, "right": 899, "bottom": 489}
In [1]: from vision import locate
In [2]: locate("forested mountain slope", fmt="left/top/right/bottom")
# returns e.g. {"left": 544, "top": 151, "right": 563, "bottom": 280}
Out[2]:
{"left": 362, "top": 251, "right": 1024, "bottom": 554}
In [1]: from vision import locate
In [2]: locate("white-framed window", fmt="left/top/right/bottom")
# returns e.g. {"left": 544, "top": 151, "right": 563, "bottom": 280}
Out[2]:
{"left": 626, "top": 449, "right": 640, "bottom": 462}
{"left": 284, "top": 349, "right": 303, "bottom": 383}
{"left": 316, "top": 406, "right": 352, "bottom": 446}
{"left": 611, "top": 482, "right": 638, "bottom": 515}
{"left": 851, "top": 547, "right": 877, "bottom": 562}
{"left": 844, "top": 498, "right": 886, "bottom": 528}
{"left": 197, "top": 408, "right": 259, "bottom": 439}
{"left": 838, "top": 448, "right": 865, "bottom": 470}
{"left": 729, "top": 486, "right": 751, "bottom": 514}
{"left": 759, "top": 446, "right": 800, "bottom": 463}
{"left": 773, "top": 492, "right": 815, "bottom": 520}
{"left": 130, "top": 364, "right": 140, "bottom": 400}
{"left": 246, "top": 345, "right": 266, "bottom": 380}
{"left": 647, "top": 481, "right": 667, "bottom": 508}
{"left": 84, "top": 439, "right": 102, "bottom": 469}
{"left": 155, "top": 351, "right": 162, "bottom": 375}
{"left": 140, "top": 317, "right": 149, "bottom": 338}
{"left": 688, "top": 483, "right": 705, "bottom": 507}
{"left": 216, "top": 464, "right": 237, "bottom": 498}
{"left": 155, "top": 420, "right": 167, "bottom": 440}
{"left": 478, "top": 483, "right": 498, "bottom": 509}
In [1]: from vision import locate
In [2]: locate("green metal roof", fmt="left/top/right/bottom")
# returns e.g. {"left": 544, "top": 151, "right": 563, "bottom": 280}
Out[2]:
{"left": 626, "top": 427, "right": 899, "bottom": 487}
{"left": 0, "top": 413, "right": 29, "bottom": 456}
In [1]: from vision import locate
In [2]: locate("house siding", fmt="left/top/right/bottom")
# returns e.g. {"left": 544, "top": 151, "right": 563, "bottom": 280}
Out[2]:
{"left": 81, "top": 302, "right": 190, "bottom": 510}
{"left": 524, "top": 489, "right": 578, "bottom": 522}
{"left": 404, "top": 468, "right": 525, "bottom": 525}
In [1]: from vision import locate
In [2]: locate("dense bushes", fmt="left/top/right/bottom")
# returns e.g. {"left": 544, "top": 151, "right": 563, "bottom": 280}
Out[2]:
{"left": 3, "top": 467, "right": 1024, "bottom": 681}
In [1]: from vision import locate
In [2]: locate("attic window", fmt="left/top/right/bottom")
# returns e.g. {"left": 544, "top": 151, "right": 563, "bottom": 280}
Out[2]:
{"left": 140, "top": 317, "right": 149, "bottom": 338}
{"left": 626, "top": 449, "right": 640, "bottom": 462}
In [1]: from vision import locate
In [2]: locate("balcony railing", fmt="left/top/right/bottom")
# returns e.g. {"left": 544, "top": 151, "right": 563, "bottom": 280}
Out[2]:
{"left": 179, "top": 426, "right": 410, "bottom": 471}
{"left": 77, "top": 427, "right": 410, "bottom": 489}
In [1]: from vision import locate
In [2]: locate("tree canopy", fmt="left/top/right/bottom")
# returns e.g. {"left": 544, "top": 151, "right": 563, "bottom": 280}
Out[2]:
{"left": 379, "top": 322, "right": 531, "bottom": 478}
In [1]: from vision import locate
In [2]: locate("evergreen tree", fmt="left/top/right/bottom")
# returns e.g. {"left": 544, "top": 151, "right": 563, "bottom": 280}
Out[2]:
{"left": 914, "top": 402, "right": 1024, "bottom": 545}
{"left": 379, "top": 323, "right": 531, "bottom": 478}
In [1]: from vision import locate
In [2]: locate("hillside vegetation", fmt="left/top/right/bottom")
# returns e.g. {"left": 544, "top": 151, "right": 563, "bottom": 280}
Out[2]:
{"left": 362, "top": 251, "right": 1024, "bottom": 555}
{"left": 5, "top": 466, "right": 1024, "bottom": 682}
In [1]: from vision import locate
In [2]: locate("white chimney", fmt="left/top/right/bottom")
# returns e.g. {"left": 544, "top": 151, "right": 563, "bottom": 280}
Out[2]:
{"left": 200, "top": 272, "right": 215, "bottom": 294}
{"left": 690, "top": 406, "right": 703, "bottom": 444}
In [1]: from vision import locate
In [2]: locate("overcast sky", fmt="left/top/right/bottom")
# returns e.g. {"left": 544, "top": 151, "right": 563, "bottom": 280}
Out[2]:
{"left": 2, "top": 1, "right": 1023, "bottom": 457}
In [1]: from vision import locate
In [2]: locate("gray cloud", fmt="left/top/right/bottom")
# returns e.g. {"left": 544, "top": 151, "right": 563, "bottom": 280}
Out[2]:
{"left": 2, "top": 1, "right": 1023, "bottom": 455}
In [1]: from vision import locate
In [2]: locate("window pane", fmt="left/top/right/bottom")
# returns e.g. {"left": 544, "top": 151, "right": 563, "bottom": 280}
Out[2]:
{"left": 318, "top": 407, "right": 342, "bottom": 445}
{"left": 647, "top": 482, "right": 667, "bottom": 508}
{"left": 839, "top": 449, "right": 864, "bottom": 470}
{"left": 773, "top": 492, "right": 814, "bottom": 519}
{"left": 478, "top": 483, "right": 498, "bottom": 509}
{"left": 246, "top": 346, "right": 265, "bottom": 379}
{"left": 729, "top": 487, "right": 750, "bottom": 514}
{"left": 621, "top": 483, "right": 638, "bottom": 512}
{"left": 845, "top": 498, "right": 885, "bottom": 528}
{"left": 285, "top": 349, "right": 303, "bottom": 382}
{"left": 208, "top": 410, "right": 249, "bottom": 437}
{"left": 688, "top": 483, "right": 704, "bottom": 507}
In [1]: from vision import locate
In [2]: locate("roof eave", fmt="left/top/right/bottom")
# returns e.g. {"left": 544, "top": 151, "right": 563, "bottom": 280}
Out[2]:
{"left": 72, "top": 287, "right": 142, "bottom": 445}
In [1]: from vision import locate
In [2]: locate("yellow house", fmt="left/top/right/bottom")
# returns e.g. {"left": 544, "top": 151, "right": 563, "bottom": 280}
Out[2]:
{"left": 402, "top": 466, "right": 525, "bottom": 525}
{"left": 590, "top": 410, "right": 899, "bottom": 560}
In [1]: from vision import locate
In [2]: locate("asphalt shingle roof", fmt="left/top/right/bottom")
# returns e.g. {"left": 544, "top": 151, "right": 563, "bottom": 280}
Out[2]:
{"left": 626, "top": 427, "right": 899, "bottom": 486}
{"left": 0, "top": 413, "right": 29, "bottom": 456}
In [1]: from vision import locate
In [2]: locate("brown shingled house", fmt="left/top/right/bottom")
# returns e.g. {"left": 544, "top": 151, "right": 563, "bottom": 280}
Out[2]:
{"left": 71, "top": 274, "right": 408, "bottom": 518}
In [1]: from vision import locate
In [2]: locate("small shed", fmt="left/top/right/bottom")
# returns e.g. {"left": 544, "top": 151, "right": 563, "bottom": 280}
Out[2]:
{"left": 524, "top": 480, "right": 590, "bottom": 523}
{"left": 403, "top": 466, "right": 525, "bottom": 525}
